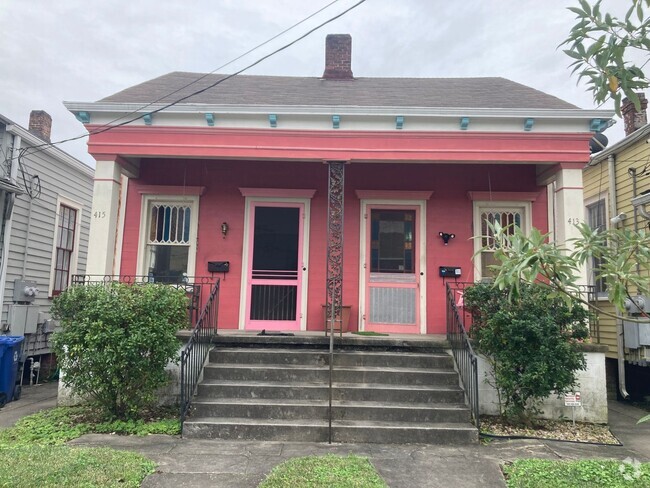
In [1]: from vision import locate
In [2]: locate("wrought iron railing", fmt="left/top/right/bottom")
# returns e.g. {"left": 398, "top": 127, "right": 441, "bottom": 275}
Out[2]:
{"left": 580, "top": 284, "right": 600, "bottom": 342}
{"left": 180, "top": 280, "right": 220, "bottom": 435}
{"left": 71, "top": 275, "right": 217, "bottom": 327}
{"left": 446, "top": 282, "right": 480, "bottom": 430}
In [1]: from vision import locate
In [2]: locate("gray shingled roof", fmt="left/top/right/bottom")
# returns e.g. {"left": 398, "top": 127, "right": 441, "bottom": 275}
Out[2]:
{"left": 100, "top": 72, "right": 578, "bottom": 110}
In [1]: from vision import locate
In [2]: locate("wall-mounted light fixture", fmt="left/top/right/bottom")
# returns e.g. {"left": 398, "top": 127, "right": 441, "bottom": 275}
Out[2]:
{"left": 439, "top": 232, "right": 455, "bottom": 245}
{"left": 221, "top": 222, "right": 229, "bottom": 239}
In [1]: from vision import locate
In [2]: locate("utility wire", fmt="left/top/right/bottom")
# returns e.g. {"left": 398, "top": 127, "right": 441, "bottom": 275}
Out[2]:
{"left": 87, "top": 0, "right": 343, "bottom": 132}
{"left": 20, "top": 0, "right": 366, "bottom": 158}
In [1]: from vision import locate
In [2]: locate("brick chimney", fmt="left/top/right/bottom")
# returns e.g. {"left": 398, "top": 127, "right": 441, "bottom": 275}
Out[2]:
{"left": 28, "top": 110, "right": 52, "bottom": 142}
{"left": 322, "top": 34, "right": 353, "bottom": 80}
{"left": 622, "top": 93, "right": 648, "bottom": 136}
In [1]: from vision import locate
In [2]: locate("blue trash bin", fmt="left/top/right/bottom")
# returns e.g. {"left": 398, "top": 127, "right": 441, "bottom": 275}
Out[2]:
{"left": 0, "top": 336, "right": 24, "bottom": 407}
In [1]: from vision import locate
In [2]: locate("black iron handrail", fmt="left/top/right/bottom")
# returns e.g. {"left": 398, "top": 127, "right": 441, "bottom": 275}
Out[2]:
{"left": 446, "top": 282, "right": 480, "bottom": 430}
{"left": 180, "top": 280, "right": 220, "bottom": 435}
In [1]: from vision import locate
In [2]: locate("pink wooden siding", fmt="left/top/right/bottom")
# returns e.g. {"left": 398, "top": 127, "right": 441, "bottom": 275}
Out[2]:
{"left": 120, "top": 159, "right": 548, "bottom": 334}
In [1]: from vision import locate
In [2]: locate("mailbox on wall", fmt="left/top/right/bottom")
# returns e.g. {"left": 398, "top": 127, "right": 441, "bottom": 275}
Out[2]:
{"left": 208, "top": 261, "right": 230, "bottom": 273}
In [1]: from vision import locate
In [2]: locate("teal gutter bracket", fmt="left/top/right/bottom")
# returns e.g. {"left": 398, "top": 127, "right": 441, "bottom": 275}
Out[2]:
{"left": 524, "top": 118, "right": 534, "bottom": 131}
{"left": 460, "top": 117, "right": 469, "bottom": 130}
{"left": 205, "top": 113, "right": 215, "bottom": 126}
{"left": 332, "top": 115, "right": 340, "bottom": 129}
{"left": 75, "top": 111, "right": 90, "bottom": 124}
{"left": 396, "top": 116, "right": 404, "bottom": 130}
{"left": 269, "top": 114, "right": 277, "bottom": 128}
{"left": 590, "top": 118, "right": 608, "bottom": 132}
{"left": 143, "top": 114, "right": 152, "bottom": 126}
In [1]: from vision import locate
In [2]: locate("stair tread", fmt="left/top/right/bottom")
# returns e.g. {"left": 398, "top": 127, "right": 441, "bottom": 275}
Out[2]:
{"left": 213, "top": 348, "right": 450, "bottom": 358}
{"left": 192, "top": 398, "right": 469, "bottom": 409}
{"left": 185, "top": 417, "right": 477, "bottom": 430}
{"left": 205, "top": 363, "right": 455, "bottom": 373}
{"left": 199, "top": 379, "right": 464, "bottom": 391}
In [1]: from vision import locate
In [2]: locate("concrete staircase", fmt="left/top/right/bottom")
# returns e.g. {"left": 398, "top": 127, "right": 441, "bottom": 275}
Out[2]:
{"left": 183, "top": 335, "right": 478, "bottom": 444}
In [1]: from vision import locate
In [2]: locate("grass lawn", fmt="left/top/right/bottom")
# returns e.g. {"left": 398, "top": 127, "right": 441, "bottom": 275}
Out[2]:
{"left": 0, "top": 406, "right": 174, "bottom": 487}
{"left": 503, "top": 459, "right": 650, "bottom": 488}
{"left": 0, "top": 405, "right": 179, "bottom": 446}
{"left": 0, "top": 445, "right": 155, "bottom": 488}
{"left": 259, "top": 454, "right": 387, "bottom": 488}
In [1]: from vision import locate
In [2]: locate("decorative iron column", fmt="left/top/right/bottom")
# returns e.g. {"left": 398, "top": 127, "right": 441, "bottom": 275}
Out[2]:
{"left": 325, "top": 160, "right": 345, "bottom": 444}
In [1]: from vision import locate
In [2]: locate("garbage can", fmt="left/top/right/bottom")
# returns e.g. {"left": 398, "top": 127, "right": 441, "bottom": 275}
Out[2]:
{"left": 0, "top": 336, "right": 24, "bottom": 408}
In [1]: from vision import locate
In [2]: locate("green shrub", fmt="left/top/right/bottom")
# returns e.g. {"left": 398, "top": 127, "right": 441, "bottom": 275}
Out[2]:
{"left": 463, "top": 283, "right": 589, "bottom": 424}
{"left": 52, "top": 283, "right": 188, "bottom": 420}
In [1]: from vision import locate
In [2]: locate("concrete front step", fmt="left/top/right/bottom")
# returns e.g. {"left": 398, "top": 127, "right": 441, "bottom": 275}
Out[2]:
{"left": 197, "top": 380, "right": 466, "bottom": 403}
{"left": 210, "top": 348, "right": 454, "bottom": 369}
{"left": 183, "top": 417, "right": 478, "bottom": 444}
{"left": 191, "top": 398, "right": 470, "bottom": 423}
{"left": 203, "top": 364, "right": 459, "bottom": 385}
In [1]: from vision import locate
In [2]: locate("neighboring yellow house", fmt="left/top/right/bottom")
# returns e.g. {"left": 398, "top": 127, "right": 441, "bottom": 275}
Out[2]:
{"left": 584, "top": 94, "right": 650, "bottom": 399}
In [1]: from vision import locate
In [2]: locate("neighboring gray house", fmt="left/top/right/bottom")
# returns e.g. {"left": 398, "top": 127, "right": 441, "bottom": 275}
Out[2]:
{"left": 0, "top": 111, "right": 93, "bottom": 373}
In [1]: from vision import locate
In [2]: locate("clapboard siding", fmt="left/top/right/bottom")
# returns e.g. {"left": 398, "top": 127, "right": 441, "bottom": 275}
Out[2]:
{"left": 0, "top": 124, "right": 93, "bottom": 355}
{"left": 584, "top": 131, "right": 650, "bottom": 359}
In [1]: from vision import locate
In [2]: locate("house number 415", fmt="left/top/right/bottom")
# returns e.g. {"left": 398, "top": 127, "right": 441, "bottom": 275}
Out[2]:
{"left": 93, "top": 211, "right": 106, "bottom": 219}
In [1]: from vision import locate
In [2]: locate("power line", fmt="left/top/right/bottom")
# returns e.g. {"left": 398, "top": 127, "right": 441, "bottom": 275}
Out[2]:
{"left": 87, "top": 0, "right": 343, "bottom": 133}
{"left": 20, "top": 0, "right": 366, "bottom": 159}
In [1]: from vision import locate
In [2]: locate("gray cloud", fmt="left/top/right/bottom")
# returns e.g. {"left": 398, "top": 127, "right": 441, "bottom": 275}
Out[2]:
{"left": 0, "top": 0, "right": 631, "bottom": 165}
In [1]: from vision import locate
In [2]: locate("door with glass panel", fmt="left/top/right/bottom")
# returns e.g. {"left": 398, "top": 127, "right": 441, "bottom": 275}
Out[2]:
{"left": 364, "top": 206, "right": 420, "bottom": 334}
{"left": 245, "top": 202, "right": 304, "bottom": 330}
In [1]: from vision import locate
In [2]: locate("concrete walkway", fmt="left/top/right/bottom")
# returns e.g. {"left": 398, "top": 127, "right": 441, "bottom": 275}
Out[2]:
{"left": 0, "top": 381, "right": 58, "bottom": 428}
{"left": 67, "top": 399, "right": 650, "bottom": 488}
{"left": 4, "top": 385, "right": 650, "bottom": 487}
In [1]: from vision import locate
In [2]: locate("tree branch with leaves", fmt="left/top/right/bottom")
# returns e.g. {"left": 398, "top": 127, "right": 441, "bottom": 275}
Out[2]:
{"left": 486, "top": 221, "right": 650, "bottom": 320}
{"left": 562, "top": 0, "right": 650, "bottom": 113}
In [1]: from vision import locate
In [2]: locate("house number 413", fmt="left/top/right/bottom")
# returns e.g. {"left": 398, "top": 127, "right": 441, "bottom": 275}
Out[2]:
{"left": 93, "top": 211, "right": 106, "bottom": 219}
{"left": 567, "top": 217, "right": 581, "bottom": 225}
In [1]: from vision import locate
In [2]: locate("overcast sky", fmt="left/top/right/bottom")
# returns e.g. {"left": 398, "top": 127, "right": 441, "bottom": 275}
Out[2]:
{"left": 0, "top": 0, "right": 637, "bottom": 166}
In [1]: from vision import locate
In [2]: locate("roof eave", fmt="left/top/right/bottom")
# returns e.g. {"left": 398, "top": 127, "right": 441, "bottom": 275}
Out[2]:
{"left": 6, "top": 124, "right": 94, "bottom": 177}
{"left": 64, "top": 101, "right": 614, "bottom": 121}
{"left": 589, "top": 122, "right": 650, "bottom": 166}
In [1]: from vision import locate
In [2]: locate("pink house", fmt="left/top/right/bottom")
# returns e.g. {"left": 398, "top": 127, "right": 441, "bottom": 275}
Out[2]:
{"left": 65, "top": 35, "right": 611, "bottom": 336}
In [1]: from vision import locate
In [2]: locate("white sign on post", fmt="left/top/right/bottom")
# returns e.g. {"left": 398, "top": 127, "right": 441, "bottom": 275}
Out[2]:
{"left": 565, "top": 392, "right": 582, "bottom": 407}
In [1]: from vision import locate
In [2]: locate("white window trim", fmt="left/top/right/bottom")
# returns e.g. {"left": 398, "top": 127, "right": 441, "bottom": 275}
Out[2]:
{"left": 584, "top": 194, "right": 609, "bottom": 300}
{"left": 48, "top": 195, "right": 84, "bottom": 296}
{"left": 136, "top": 194, "right": 200, "bottom": 277}
{"left": 472, "top": 200, "right": 532, "bottom": 281}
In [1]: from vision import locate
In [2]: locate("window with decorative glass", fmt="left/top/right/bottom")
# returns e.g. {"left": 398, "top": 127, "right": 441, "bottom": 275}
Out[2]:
{"left": 145, "top": 202, "right": 193, "bottom": 282}
{"left": 586, "top": 199, "right": 607, "bottom": 297}
{"left": 475, "top": 204, "right": 527, "bottom": 280}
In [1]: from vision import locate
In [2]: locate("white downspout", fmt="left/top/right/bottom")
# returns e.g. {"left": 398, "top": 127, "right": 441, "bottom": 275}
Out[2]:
{"left": 608, "top": 154, "right": 630, "bottom": 399}
{"left": 0, "top": 134, "right": 21, "bottom": 325}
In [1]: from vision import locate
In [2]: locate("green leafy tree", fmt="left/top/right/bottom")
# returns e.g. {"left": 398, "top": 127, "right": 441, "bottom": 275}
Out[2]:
{"left": 52, "top": 283, "right": 188, "bottom": 419}
{"left": 486, "top": 221, "right": 650, "bottom": 319}
{"left": 464, "top": 283, "right": 589, "bottom": 425}
{"left": 562, "top": 0, "right": 650, "bottom": 113}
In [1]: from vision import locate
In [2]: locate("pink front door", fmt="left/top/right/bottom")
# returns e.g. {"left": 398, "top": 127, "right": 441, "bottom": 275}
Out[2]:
{"left": 364, "top": 206, "right": 421, "bottom": 334}
{"left": 245, "top": 202, "right": 304, "bottom": 331}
